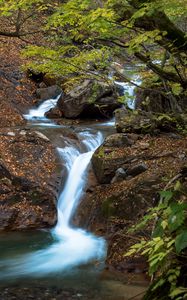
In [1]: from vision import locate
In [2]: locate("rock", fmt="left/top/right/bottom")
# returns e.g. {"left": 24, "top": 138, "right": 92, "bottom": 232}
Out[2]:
{"left": 115, "top": 108, "right": 155, "bottom": 134}
{"left": 0, "top": 129, "right": 60, "bottom": 231}
{"left": 92, "top": 146, "right": 127, "bottom": 184}
{"left": 104, "top": 133, "right": 134, "bottom": 147}
{"left": 45, "top": 106, "right": 63, "bottom": 119}
{"left": 135, "top": 86, "right": 187, "bottom": 113}
{"left": 38, "top": 82, "right": 47, "bottom": 88}
{"left": 92, "top": 133, "right": 139, "bottom": 184}
{"left": 111, "top": 168, "right": 126, "bottom": 183}
{"left": 56, "top": 80, "right": 122, "bottom": 119}
{"left": 36, "top": 85, "right": 62, "bottom": 100}
{"left": 138, "top": 142, "right": 150, "bottom": 150}
{"left": 7, "top": 132, "right": 16, "bottom": 136}
{"left": 135, "top": 87, "right": 171, "bottom": 113}
{"left": 126, "top": 163, "right": 148, "bottom": 177}
{"left": 110, "top": 163, "right": 148, "bottom": 184}
{"left": 34, "top": 131, "right": 50, "bottom": 141}
{"left": 115, "top": 108, "right": 187, "bottom": 134}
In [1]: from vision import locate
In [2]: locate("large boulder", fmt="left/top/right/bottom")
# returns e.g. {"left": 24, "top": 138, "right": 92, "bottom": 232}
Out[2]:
{"left": 36, "top": 85, "right": 62, "bottom": 100}
{"left": 135, "top": 87, "right": 171, "bottom": 113}
{"left": 0, "top": 129, "right": 60, "bottom": 231}
{"left": 135, "top": 86, "right": 187, "bottom": 113}
{"left": 115, "top": 108, "right": 187, "bottom": 134}
{"left": 92, "top": 133, "right": 136, "bottom": 184}
{"left": 55, "top": 80, "right": 122, "bottom": 119}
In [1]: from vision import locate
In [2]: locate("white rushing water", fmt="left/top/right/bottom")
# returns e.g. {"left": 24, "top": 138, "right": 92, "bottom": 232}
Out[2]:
{"left": 24, "top": 94, "right": 61, "bottom": 120}
{"left": 0, "top": 103, "right": 106, "bottom": 278}
{"left": 114, "top": 74, "right": 141, "bottom": 109}
{"left": 1, "top": 75, "right": 137, "bottom": 277}
{"left": 55, "top": 132, "right": 103, "bottom": 234}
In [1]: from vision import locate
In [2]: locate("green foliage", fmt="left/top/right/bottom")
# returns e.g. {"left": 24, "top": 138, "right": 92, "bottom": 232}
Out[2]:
{"left": 0, "top": 0, "right": 46, "bottom": 16}
{"left": 23, "top": 0, "right": 187, "bottom": 105}
{"left": 170, "top": 83, "right": 183, "bottom": 96}
{"left": 0, "top": 0, "right": 186, "bottom": 101}
{"left": 175, "top": 232, "right": 187, "bottom": 254}
{"left": 125, "top": 185, "right": 187, "bottom": 299}
{"left": 22, "top": 44, "right": 111, "bottom": 90}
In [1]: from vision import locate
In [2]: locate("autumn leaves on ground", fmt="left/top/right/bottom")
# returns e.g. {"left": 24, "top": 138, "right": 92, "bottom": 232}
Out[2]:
{"left": 0, "top": 37, "right": 59, "bottom": 230}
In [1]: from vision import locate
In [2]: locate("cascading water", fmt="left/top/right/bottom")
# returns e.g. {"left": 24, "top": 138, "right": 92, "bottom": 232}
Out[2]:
{"left": 0, "top": 102, "right": 106, "bottom": 278}
{"left": 0, "top": 76, "right": 138, "bottom": 278}
{"left": 55, "top": 132, "right": 103, "bottom": 233}
{"left": 24, "top": 94, "right": 61, "bottom": 120}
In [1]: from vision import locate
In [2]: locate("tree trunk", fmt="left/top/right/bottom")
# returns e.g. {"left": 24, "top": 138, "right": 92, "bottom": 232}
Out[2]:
{"left": 129, "top": 0, "right": 187, "bottom": 53}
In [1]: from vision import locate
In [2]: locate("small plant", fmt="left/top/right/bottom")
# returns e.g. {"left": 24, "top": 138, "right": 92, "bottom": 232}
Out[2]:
{"left": 125, "top": 182, "right": 187, "bottom": 300}
{"left": 97, "top": 147, "right": 105, "bottom": 158}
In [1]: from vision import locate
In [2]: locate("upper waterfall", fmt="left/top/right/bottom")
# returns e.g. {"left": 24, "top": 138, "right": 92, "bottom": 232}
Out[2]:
{"left": 24, "top": 94, "right": 61, "bottom": 120}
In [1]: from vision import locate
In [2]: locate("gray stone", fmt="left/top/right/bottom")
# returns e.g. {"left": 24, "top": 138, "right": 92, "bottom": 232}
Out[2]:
{"left": 111, "top": 168, "right": 127, "bottom": 183}
{"left": 104, "top": 133, "right": 133, "bottom": 147}
{"left": 126, "top": 163, "right": 148, "bottom": 177}
{"left": 36, "top": 85, "right": 62, "bottom": 100}
{"left": 57, "top": 80, "right": 121, "bottom": 119}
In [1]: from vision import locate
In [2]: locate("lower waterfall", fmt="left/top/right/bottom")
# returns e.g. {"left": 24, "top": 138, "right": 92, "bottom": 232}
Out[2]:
{"left": 0, "top": 126, "right": 106, "bottom": 278}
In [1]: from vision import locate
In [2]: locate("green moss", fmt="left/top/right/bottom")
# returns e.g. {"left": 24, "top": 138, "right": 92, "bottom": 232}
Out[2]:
{"left": 96, "top": 147, "right": 105, "bottom": 158}
{"left": 88, "top": 82, "right": 100, "bottom": 104}
{"left": 102, "top": 197, "right": 117, "bottom": 217}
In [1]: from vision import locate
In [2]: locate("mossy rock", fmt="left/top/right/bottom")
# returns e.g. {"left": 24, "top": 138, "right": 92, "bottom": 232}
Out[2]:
{"left": 115, "top": 108, "right": 187, "bottom": 134}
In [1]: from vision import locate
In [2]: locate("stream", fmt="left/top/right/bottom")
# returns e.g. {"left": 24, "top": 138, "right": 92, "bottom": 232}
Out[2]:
{"left": 0, "top": 83, "right": 148, "bottom": 299}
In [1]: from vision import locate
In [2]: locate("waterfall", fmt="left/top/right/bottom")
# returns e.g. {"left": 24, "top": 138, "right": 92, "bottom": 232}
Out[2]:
{"left": 0, "top": 126, "right": 106, "bottom": 278}
{"left": 54, "top": 131, "right": 103, "bottom": 235}
{"left": 0, "top": 87, "right": 123, "bottom": 278}
{"left": 24, "top": 94, "right": 61, "bottom": 120}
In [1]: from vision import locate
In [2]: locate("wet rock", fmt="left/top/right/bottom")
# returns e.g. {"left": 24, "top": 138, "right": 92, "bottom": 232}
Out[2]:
{"left": 45, "top": 106, "right": 63, "bottom": 119}
{"left": 36, "top": 85, "right": 62, "bottom": 100}
{"left": 56, "top": 80, "right": 122, "bottom": 119}
{"left": 0, "top": 129, "right": 59, "bottom": 231}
